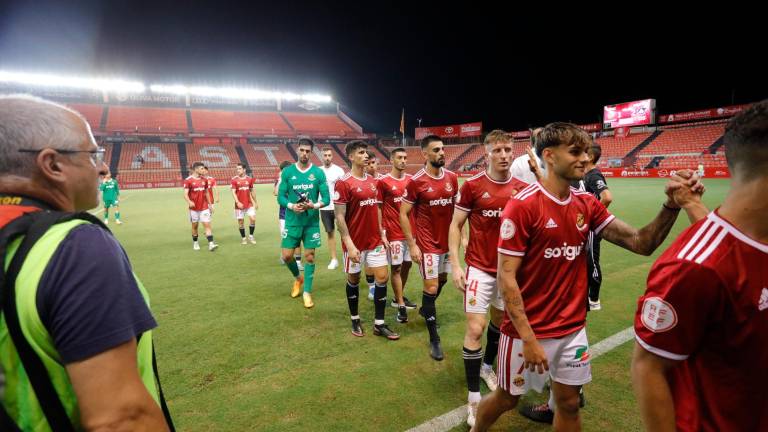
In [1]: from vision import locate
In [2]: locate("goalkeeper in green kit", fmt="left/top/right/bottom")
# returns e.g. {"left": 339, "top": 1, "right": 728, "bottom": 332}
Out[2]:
{"left": 100, "top": 171, "right": 122, "bottom": 225}
{"left": 277, "top": 138, "right": 330, "bottom": 309}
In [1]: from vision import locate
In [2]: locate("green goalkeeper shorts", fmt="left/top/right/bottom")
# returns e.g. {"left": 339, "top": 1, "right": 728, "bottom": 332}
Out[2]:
{"left": 281, "top": 225, "right": 321, "bottom": 249}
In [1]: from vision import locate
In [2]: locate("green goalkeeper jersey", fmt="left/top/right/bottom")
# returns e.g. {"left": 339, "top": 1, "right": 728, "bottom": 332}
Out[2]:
{"left": 100, "top": 179, "right": 119, "bottom": 202}
{"left": 277, "top": 163, "right": 330, "bottom": 227}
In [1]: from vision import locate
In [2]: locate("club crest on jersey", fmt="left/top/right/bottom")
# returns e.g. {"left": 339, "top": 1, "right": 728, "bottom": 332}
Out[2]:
{"left": 576, "top": 213, "right": 587, "bottom": 231}
{"left": 513, "top": 375, "right": 525, "bottom": 387}
{"left": 445, "top": 183, "right": 453, "bottom": 192}
{"left": 500, "top": 219, "right": 515, "bottom": 240}
{"left": 370, "top": 183, "right": 376, "bottom": 191}
{"left": 308, "top": 174, "right": 316, "bottom": 181}
{"left": 469, "top": 297, "right": 477, "bottom": 306}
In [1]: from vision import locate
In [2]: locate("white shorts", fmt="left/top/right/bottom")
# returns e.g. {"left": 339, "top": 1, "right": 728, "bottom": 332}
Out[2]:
{"left": 344, "top": 245, "right": 388, "bottom": 274}
{"left": 498, "top": 327, "right": 591, "bottom": 396}
{"left": 189, "top": 209, "right": 212, "bottom": 223}
{"left": 234, "top": 207, "right": 256, "bottom": 220}
{"left": 464, "top": 266, "right": 504, "bottom": 314}
{"left": 387, "top": 240, "right": 412, "bottom": 266}
{"left": 419, "top": 252, "right": 451, "bottom": 280}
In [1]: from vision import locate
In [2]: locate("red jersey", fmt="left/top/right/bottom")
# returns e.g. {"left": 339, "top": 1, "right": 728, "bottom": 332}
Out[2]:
{"left": 334, "top": 172, "right": 382, "bottom": 252}
{"left": 230, "top": 175, "right": 255, "bottom": 208}
{"left": 402, "top": 168, "right": 459, "bottom": 254}
{"left": 206, "top": 176, "right": 217, "bottom": 203}
{"left": 635, "top": 210, "right": 768, "bottom": 432}
{"left": 184, "top": 176, "right": 209, "bottom": 211}
{"left": 455, "top": 171, "right": 528, "bottom": 274}
{"left": 497, "top": 183, "right": 614, "bottom": 338}
{"left": 377, "top": 173, "right": 412, "bottom": 242}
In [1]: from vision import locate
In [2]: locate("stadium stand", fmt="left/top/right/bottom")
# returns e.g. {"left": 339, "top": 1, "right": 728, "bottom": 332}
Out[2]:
{"left": 190, "top": 110, "right": 291, "bottom": 134}
{"left": 282, "top": 112, "right": 356, "bottom": 135}
{"left": 106, "top": 106, "right": 188, "bottom": 133}
{"left": 68, "top": 103, "right": 105, "bottom": 131}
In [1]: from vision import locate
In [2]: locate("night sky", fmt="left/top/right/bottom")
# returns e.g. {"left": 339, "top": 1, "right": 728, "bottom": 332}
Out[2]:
{"left": 0, "top": 1, "right": 763, "bottom": 134}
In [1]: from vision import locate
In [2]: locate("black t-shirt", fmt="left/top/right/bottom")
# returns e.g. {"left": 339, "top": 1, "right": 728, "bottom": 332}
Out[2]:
{"left": 36, "top": 224, "right": 157, "bottom": 363}
{"left": 583, "top": 168, "right": 609, "bottom": 201}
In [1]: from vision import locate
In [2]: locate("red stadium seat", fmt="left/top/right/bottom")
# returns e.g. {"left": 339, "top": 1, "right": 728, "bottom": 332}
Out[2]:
{"left": 106, "top": 107, "right": 188, "bottom": 133}
{"left": 68, "top": 103, "right": 104, "bottom": 131}
{"left": 190, "top": 110, "right": 291, "bottom": 133}
{"left": 282, "top": 113, "right": 355, "bottom": 135}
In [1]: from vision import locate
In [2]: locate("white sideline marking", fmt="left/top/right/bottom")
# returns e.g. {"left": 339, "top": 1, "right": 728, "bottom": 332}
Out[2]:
{"left": 404, "top": 326, "right": 635, "bottom": 432}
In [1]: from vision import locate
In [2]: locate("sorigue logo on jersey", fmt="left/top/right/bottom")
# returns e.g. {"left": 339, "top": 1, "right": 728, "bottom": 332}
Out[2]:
{"left": 429, "top": 197, "right": 453, "bottom": 206}
{"left": 543, "top": 242, "right": 584, "bottom": 260}
{"left": 359, "top": 198, "right": 377, "bottom": 207}
{"left": 293, "top": 184, "right": 315, "bottom": 191}
{"left": 481, "top": 208, "right": 504, "bottom": 218}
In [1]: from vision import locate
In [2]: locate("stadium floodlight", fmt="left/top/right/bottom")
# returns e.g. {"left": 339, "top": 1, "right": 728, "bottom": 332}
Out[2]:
{"left": 301, "top": 93, "right": 332, "bottom": 103}
{"left": 150, "top": 83, "right": 332, "bottom": 103}
{"left": 0, "top": 70, "right": 145, "bottom": 93}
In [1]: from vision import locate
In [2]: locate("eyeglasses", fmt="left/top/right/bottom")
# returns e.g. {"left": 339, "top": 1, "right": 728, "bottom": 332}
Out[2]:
{"left": 18, "top": 146, "right": 106, "bottom": 165}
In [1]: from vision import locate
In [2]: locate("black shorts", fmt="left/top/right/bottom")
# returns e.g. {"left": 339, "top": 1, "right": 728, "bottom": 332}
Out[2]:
{"left": 320, "top": 210, "right": 335, "bottom": 233}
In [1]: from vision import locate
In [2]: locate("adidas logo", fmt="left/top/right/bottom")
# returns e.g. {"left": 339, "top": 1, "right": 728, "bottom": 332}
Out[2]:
{"left": 392, "top": 185, "right": 398, "bottom": 190}
{"left": 357, "top": 187, "right": 362, "bottom": 192}
{"left": 481, "top": 192, "right": 491, "bottom": 199}
{"left": 291, "top": 176, "right": 297, "bottom": 180}
{"left": 759, "top": 288, "right": 768, "bottom": 312}
{"left": 545, "top": 218, "right": 558, "bottom": 229}
{"left": 427, "top": 187, "right": 434, "bottom": 192}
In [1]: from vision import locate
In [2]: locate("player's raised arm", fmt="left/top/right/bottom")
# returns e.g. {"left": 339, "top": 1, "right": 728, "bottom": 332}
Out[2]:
{"left": 448, "top": 208, "right": 470, "bottom": 291}
{"left": 601, "top": 175, "right": 707, "bottom": 256}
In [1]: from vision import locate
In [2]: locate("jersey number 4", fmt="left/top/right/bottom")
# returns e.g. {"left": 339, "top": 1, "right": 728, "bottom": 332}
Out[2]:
{"left": 466, "top": 279, "right": 478, "bottom": 296}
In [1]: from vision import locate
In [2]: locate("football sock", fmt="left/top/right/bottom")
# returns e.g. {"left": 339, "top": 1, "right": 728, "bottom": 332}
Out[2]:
{"left": 304, "top": 263, "right": 315, "bottom": 293}
{"left": 463, "top": 346, "right": 483, "bottom": 393}
{"left": 346, "top": 282, "right": 360, "bottom": 317}
{"left": 483, "top": 322, "right": 501, "bottom": 367}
